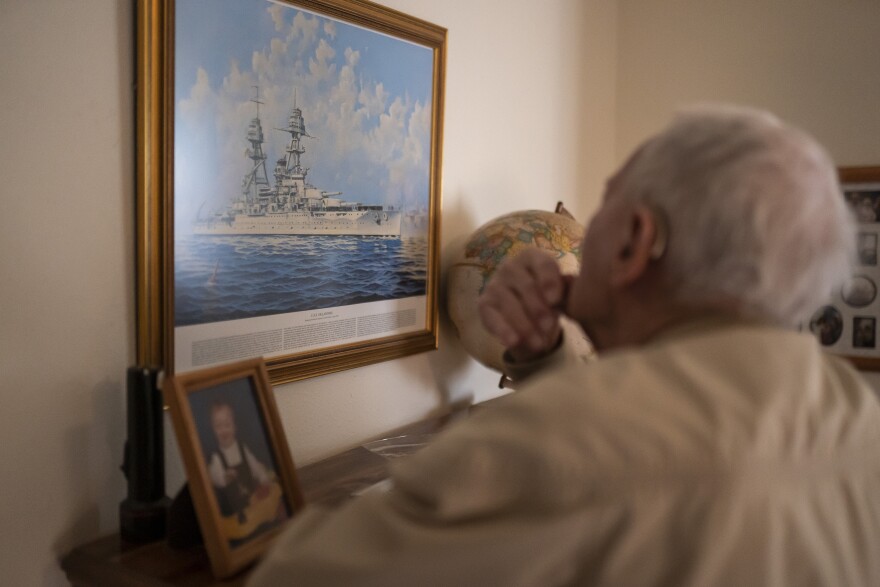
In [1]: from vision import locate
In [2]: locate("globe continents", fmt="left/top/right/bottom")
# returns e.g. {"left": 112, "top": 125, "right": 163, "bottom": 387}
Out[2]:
{"left": 447, "top": 208, "right": 590, "bottom": 375}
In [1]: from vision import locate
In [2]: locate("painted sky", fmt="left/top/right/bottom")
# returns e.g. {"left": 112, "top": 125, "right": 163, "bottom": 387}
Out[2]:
{"left": 174, "top": 0, "right": 434, "bottom": 227}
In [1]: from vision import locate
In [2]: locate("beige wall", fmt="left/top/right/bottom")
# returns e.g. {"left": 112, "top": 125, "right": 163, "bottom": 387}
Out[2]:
{"left": 1, "top": 2, "right": 136, "bottom": 585}
{"left": 0, "top": 1, "right": 615, "bottom": 584}
{"left": 616, "top": 0, "right": 880, "bottom": 165}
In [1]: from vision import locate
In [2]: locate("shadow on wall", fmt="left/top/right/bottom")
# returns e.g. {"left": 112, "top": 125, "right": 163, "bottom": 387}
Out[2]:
{"left": 52, "top": 377, "right": 127, "bottom": 582}
{"left": 424, "top": 191, "right": 484, "bottom": 409}
{"left": 52, "top": 420, "right": 100, "bottom": 584}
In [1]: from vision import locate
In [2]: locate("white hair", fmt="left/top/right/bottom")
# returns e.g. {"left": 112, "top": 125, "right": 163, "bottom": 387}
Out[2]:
{"left": 616, "top": 104, "right": 855, "bottom": 326}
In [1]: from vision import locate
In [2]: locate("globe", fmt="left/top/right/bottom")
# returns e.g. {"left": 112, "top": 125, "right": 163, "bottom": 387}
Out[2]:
{"left": 447, "top": 207, "right": 593, "bottom": 376}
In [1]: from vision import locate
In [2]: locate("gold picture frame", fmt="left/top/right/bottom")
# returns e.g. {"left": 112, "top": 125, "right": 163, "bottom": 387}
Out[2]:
{"left": 136, "top": 0, "right": 445, "bottom": 384}
{"left": 164, "top": 358, "right": 305, "bottom": 578}
{"left": 807, "top": 166, "right": 880, "bottom": 370}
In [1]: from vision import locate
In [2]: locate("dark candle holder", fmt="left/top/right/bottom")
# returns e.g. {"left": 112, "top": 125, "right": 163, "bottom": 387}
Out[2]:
{"left": 119, "top": 366, "right": 171, "bottom": 543}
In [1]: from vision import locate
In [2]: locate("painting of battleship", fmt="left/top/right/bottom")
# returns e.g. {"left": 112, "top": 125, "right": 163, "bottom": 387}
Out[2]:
{"left": 166, "top": 0, "right": 444, "bottom": 374}
{"left": 193, "top": 90, "right": 402, "bottom": 237}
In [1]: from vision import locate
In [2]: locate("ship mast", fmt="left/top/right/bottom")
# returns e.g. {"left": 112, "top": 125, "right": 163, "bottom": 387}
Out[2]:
{"left": 279, "top": 89, "right": 311, "bottom": 179}
{"left": 241, "top": 86, "right": 271, "bottom": 208}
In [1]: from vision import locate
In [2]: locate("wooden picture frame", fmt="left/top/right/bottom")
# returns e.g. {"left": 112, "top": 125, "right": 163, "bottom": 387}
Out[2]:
{"left": 164, "top": 358, "right": 305, "bottom": 578}
{"left": 136, "top": 0, "right": 446, "bottom": 384}
{"left": 807, "top": 166, "right": 880, "bottom": 370}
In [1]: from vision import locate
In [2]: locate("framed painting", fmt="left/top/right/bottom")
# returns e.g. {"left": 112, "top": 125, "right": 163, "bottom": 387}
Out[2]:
{"left": 806, "top": 166, "right": 880, "bottom": 370}
{"left": 164, "top": 358, "right": 305, "bottom": 578}
{"left": 136, "top": 0, "right": 445, "bottom": 384}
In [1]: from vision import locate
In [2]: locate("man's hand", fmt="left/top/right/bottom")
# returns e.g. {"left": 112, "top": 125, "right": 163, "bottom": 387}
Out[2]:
{"left": 478, "top": 248, "right": 573, "bottom": 362}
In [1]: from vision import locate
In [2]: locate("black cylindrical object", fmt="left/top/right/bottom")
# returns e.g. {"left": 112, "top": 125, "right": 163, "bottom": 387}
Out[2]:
{"left": 120, "top": 366, "right": 170, "bottom": 543}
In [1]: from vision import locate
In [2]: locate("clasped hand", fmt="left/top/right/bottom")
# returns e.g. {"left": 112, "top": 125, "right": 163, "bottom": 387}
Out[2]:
{"left": 477, "top": 248, "right": 574, "bottom": 362}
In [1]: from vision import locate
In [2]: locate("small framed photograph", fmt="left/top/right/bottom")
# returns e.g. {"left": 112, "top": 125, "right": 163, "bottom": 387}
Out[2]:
{"left": 853, "top": 316, "right": 877, "bottom": 349}
{"left": 164, "top": 358, "right": 305, "bottom": 578}
{"left": 857, "top": 233, "right": 878, "bottom": 266}
{"left": 807, "top": 167, "right": 880, "bottom": 369}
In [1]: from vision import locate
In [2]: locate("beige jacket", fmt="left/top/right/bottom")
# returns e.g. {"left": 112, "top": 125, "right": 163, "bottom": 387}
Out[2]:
{"left": 248, "top": 322, "right": 880, "bottom": 586}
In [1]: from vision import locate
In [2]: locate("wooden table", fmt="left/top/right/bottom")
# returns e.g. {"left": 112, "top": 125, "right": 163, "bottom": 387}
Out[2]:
{"left": 61, "top": 404, "right": 481, "bottom": 586}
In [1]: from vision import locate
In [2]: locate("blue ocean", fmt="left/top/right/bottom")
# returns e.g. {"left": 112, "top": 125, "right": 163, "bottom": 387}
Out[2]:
{"left": 175, "top": 235, "right": 428, "bottom": 327}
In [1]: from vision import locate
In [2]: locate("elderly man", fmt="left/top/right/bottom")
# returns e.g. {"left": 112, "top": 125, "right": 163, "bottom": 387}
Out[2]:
{"left": 248, "top": 106, "right": 880, "bottom": 586}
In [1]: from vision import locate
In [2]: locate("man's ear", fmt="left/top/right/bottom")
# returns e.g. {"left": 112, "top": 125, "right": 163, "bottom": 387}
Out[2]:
{"left": 610, "top": 205, "right": 661, "bottom": 288}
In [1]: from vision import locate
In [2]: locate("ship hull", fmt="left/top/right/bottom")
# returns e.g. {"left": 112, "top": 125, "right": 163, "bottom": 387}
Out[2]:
{"left": 193, "top": 210, "right": 402, "bottom": 237}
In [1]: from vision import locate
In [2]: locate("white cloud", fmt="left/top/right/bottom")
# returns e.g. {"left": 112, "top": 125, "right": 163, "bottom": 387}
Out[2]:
{"left": 404, "top": 100, "right": 431, "bottom": 165}
{"left": 176, "top": 8, "right": 432, "bottom": 219}
{"left": 308, "top": 38, "right": 337, "bottom": 81}
{"left": 358, "top": 82, "right": 388, "bottom": 118}
{"left": 178, "top": 67, "right": 212, "bottom": 116}
{"left": 270, "top": 37, "right": 287, "bottom": 58}
{"left": 370, "top": 97, "right": 407, "bottom": 159}
{"left": 344, "top": 46, "right": 360, "bottom": 67}
{"left": 289, "top": 11, "right": 320, "bottom": 54}
{"left": 222, "top": 61, "right": 254, "bottom": 97}
{"left": 323, "top": 21, "right": 336, "bottom": 38}
{"left": 267, "top": 4, "right": 285, "bottom": 31}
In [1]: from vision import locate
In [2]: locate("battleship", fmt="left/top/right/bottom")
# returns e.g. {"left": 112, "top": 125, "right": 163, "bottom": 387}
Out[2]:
{"left": 193, "top": 89, "right": 401, "bottom": 237}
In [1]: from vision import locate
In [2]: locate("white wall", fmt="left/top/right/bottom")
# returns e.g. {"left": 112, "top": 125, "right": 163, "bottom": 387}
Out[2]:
{"left": 0, "top": 1, "right": 616, "bottom": 584}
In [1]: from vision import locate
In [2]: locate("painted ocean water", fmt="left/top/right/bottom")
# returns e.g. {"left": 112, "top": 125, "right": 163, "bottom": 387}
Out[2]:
{"left": 175, "top": 235, "right": 428, "bottom": 327}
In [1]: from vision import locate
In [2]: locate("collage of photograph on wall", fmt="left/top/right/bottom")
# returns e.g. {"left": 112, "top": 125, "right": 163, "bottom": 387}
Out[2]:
{"left": 807, "top": 167, "right": 880, "bottom": 369}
